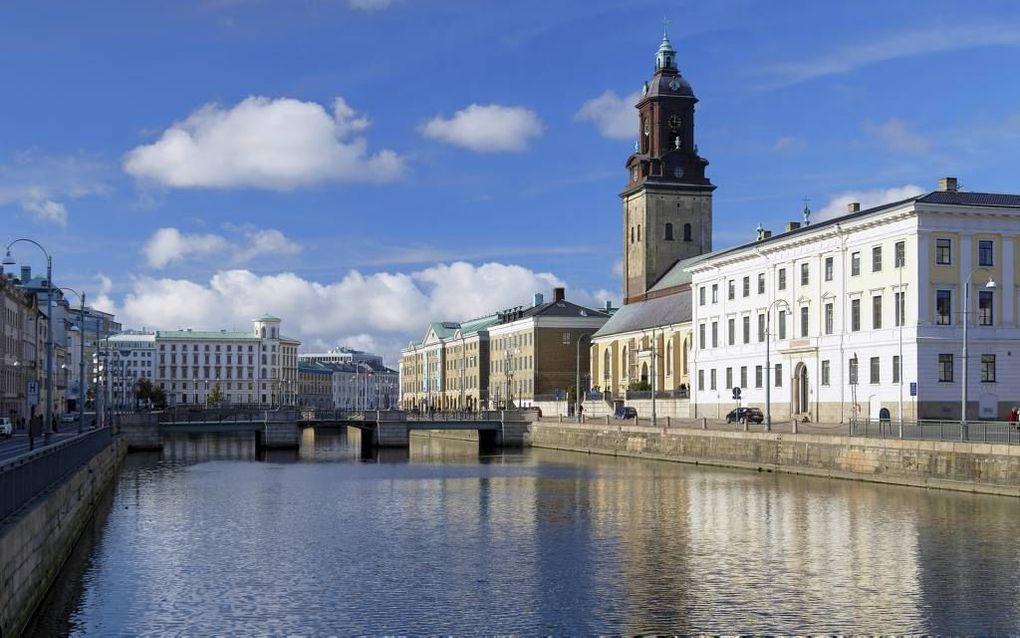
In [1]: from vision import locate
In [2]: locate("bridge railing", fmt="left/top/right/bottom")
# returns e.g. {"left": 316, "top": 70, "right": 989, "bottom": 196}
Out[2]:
{"left": 0, "top": 427, "right": 113, "bottom": 524}
{"left": 156, "top": 407, "right": 300, "bottom": 424}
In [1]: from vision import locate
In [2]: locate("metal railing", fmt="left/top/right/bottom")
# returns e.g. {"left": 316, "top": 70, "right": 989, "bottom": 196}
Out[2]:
{"left": 0, "top": 427, "right": 113, "bottom": 524}
{"left": 850, "top": 419, "right": 1020, "bottom": 444}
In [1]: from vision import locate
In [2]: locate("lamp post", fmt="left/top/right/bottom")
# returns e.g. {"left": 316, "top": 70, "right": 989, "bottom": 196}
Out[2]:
{"left": 850, "top": 353, "right": 858, "bottom": 431}
{"left": 764, "top": 298, "right": 791, "bottom": 432}
{"left": 58, "top": 287, "right": 86, "bottom": 434}
{"left": 575, "top": 335, "right": 590, "bottom": 423}
{"left": 962, "top": 267, "right": 996, "bottom": 433}
{"left": 4, "top": 239, "right": 53, "bottom": 440}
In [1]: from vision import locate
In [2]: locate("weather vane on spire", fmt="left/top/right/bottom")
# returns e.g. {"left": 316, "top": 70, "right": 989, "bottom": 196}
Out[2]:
{"left": 662, "top": 16, "right": 671, "bottom": 37}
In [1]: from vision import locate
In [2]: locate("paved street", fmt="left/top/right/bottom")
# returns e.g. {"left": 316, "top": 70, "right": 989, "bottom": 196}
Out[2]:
{"left": 0, "top": 428, "right": 83, "bottom": 463}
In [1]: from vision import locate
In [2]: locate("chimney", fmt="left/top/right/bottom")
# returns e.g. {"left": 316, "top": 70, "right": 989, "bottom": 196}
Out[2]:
{"left": 938, "top": 176, "right": 958, "bottom": 193}
{"left": 785, "top": 221, "right": 801, "bottom": 232}
{"left": 20, "top": 266, "right": 30, "bottom": 282}
{"left": 532, "top": 292, "right": 544, "bottom": 307}
{"left": 553, "top": 287, "right": 566, "bottom": 302}
{"left": 763, "top": 230, "right": 773, "bottom": 239}
{"left": 847, "top": 202, "right": 861, "bottom": 214}
{"left": 604, "top": 300, "right": 612, "bottom": 312}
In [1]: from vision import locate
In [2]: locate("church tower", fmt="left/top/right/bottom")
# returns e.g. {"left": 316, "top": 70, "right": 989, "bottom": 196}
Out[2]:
{"left": 622, "top": 27, "right": 714, "bottom": 303}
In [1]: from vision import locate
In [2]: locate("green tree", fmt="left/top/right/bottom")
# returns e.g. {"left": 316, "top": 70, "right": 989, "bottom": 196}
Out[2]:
{"left": 135, "top": 378, "right": 154, "bottom": 407}
{"left": 208, "top": 384, "right": 225, "bottom": 406}
{"left": 151, "top": 386, "right": 167, "bottom": 409}
{"left": 627, "top": 381, "right": 652, "bottom": 391}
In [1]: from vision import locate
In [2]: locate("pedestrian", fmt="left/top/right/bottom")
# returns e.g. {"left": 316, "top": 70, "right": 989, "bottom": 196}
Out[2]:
{"left": 1011, "top": 406, "right": 1019, "bottom": 430}
{"left": 52, "top": 414, "right": 58, "bottom": 433}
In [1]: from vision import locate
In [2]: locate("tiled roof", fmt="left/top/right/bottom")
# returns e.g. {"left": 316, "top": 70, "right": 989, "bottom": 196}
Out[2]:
{"left": 593, "top": 289, "right": 691, "bottom": 338}
{"left": 918, "top": 191, "right": 1020, "bottom": 207}
{"left": 524, "top": 300, "right": 611, "bottom": 320}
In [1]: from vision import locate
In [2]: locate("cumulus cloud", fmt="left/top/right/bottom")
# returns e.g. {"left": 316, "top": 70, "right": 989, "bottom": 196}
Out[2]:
{"left": 862, "top": 117, "right": 929, "bottom": 153}
{"left": 108, "top": 261, "right": 612, "bottom": 364}
{"left": 0, "top": 151, "right": 108, "bottom": 226}
{"left": 348, "top": 0, "right": 393, "bottom": 10}
{"left": 124, "top": 96, "right": 403, "bottom": 189}
{"left": 575, "top": 90, "right": 640, "bottom": 140}
{"left": 419, "top": 104, "right": 543, "bottom": 152}
{"left": 143, "top": 226, "right": 301, "bottom": 269}
{"left": 816, "top": 184, "right": 925, "bottom": 221}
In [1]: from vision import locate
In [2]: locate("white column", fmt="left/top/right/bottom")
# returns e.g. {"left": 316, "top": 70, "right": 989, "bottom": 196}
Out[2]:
{"left": 1002, "top": 237, "right": 1015, "bottom": 326}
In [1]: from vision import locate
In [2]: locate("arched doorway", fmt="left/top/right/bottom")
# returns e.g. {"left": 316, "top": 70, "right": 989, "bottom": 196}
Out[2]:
{"left": 793, "top": 362, "right": 809, "bottom": 416}
{"left": 641, "top": 362, "right": 649, "bottom": 385}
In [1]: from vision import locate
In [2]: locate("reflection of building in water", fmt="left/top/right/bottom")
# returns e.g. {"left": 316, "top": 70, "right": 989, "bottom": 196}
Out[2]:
{"left": 161, "top": 432, "right": 257, "bottom": 462}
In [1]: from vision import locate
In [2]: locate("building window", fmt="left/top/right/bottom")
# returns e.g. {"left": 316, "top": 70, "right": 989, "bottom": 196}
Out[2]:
{"left": 665, "top": 223, "right": 674, "bottom": 241}
{"left": 800, "top": 263, "right": 809, "bottom": 286}
{"left": 848, "top": 357, "right": 859, "bottom": 385}
{"left": 800, "top": 306, "right": 809, "bottom": 337}
{"left": 630, "top": 227, "right": 634, "bottom": 243}
{"left": 725, "top": 367, "right": 732, "bottom": 390}
{"left": 872, "top": 246, "right": 882, "bottom": 272}
{"left": 757, "top": 273, "right": 765, "bottom": 294}
{"left": 728, "top": 318, "right": 735, "bottom": 345}
{"left": 979, "top": 290, "right": 994, "bottom": 326}
{"left": 979, "top": 239, "right": 994, "bottom": 267}
{"left": 742, "top": 276, "right": 750, "bottom": 297}
{"left": 895, "top": 241, "right": 906, "bottom": 268}
{"left": 938, "top": 354, "right": 954, "bottom": 382}
{"left": 711, "top": 321, "right": 718, "bottom": 348}
{"left": 698, "top": 369, "right": 704, "bottom": 390}
{"left": 757, "top": 313, "right": 765, "bottom": 342}
{"left": 699, "top": 324, "right": 705, "bottom": 349}
{"left": 778, "top": 268, "right": 787, "bottom": 290}
{"left": 683, "top": 223, "right": 692, "bottom": 242}
{"left": 775, "top": 363, "right": 783, "bottom": 388}
{"left": 740, "top": 366, "right": 747, "bottom": 388}
{"left": 821, "top": 360, "right": 830, "bottom": 386}
{"left": 637, "top": 225, "right": 641, "bottom": 241}
{"left": 824, "top": 302, "right": 834, "bottom": 335}
{"left": 895, "top": 291, "right": 905, "bottom": 327}
{"left": 711, "top": 284, "right": 718, "bottom": 303}
{"left": 778, "top": 310, "right": 787, "bottom": 339}
{"left": 981, "top": 354, "right": 996, "bottom": 383}
{"left": 851, "top": 252, "right": 860, "bottom": 276}
{"left": 893, "top": 355, "right": 901, "bottom": 383}
{"left": 710, "top": 368, "right": 717, "bottom": 390}
{"left": 936, "top": 290, "right": 952, "bottom": 325}
{"left": 824, "top": 257, "right": 833, "bottom": 281}
{"left": 872, "top": 295, "right": 882, "bottom": 330}
{"left": 851, "top": 299, "right": 861, "bottom": 331}
{"left": 755, "top": 365, "right": 763, "bottom": 388}
{"left": 936, "top": 238, "right": 952, "bottom": 265}
{"left": 699, "top": 287, "right": 706, "bottom": 306}
{"left": 742, "top": 316, "right": 750, "bottom": 344}
{"left": 728, "top": 280, "right": 735, "bottom": 300}
{"left": 562, "top": 333, "right": 571, "bottom": 344}
{"left": 870, "top": 356, "right": 880, "bottom": 384}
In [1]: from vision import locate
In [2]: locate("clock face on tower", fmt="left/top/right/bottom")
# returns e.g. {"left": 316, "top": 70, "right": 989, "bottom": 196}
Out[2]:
{"left": 668, "top": 114, "right": 682, "bottom": 131}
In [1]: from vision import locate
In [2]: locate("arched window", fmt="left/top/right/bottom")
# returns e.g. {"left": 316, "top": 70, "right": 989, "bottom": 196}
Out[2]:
{"left": 666, "top": 340, "right": 673, "bottom": 375}
{"left": 603, "top": 349, "right": 611, "bottom": 380}
{"left": 682, "top": 338, "right": 689, "bottom": 375}
{"left": 260, "top": 326, "right": 266, "bottom": 338}
{"left": 683, "top": 223, "right": 692, "bottom": 242}
{"left": 622, "top": 346, "right": 628, "bottom": 378}
{"left": 665, "top": 223, "right": 674, "bottom": 241}
{"left": 641, "top": 362, "right": 649, "bottom": 384}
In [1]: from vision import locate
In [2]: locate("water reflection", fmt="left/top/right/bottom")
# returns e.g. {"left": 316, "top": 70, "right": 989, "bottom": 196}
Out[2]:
{"left": 28, "top": 432, "right": 1020, "bottom": 635}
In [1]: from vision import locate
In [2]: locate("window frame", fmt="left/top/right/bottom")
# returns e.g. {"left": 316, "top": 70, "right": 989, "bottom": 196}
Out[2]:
{"left": 936, "top": 238, "right": 952, "bottom": 265}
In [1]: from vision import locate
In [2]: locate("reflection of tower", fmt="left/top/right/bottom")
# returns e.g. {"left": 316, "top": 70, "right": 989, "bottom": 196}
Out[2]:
{"left": 622, "top": 26, "right": 715, "bottom": 303}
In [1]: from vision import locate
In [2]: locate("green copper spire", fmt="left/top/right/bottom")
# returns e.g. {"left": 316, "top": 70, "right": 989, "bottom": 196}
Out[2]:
{"left": 656, "top": 18, "right": 677, "bottom": 71}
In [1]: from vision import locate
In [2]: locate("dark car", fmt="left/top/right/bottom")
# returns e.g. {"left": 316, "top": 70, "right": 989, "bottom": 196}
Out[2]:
{"left": 726, "top": 407, "right": 764, "bottom": 424}
{"left": 614, "top": 406, "right": 638, "bottom": 420}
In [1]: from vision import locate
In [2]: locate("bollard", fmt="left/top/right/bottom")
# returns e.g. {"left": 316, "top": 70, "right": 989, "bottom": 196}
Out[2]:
{"left": 606, "top": 415, "right": 610, "bottom": 425}
{"left": 701, "top": 417, "right": 707, "bottom": 430}
{"left": 666, "top": 416, "right": 671, "bottom": 428}
{"left": 792, "top": 418, "right": 798, "bottom": 435}
{"left": 743, "top": 418, "right": 748, "bottom": 432}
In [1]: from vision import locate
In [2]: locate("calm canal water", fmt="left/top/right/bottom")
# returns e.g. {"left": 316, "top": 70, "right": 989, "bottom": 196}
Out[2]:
{"left": 27, "top": 428, "right": 1020, "bottom": 635}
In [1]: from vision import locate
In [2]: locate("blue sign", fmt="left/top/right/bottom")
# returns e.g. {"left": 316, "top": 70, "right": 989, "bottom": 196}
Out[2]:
{"left": 554, "top": 391, "right": 563, "bottom": 400}
{"left": 909, "top": 382, "right": 917, "bottom": 397}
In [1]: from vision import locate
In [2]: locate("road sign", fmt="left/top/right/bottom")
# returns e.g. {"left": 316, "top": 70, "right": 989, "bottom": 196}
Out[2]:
{"left": 909, "top": 382, "right": 917, "bottom": 397}
{"left": 732, "top": 386, "right": 741, "bottom": 400}
{"left": 27, "top": 381, "right": 39, "bottom": 406}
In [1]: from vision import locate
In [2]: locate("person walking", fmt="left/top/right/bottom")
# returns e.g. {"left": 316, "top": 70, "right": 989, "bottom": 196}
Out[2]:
{"left": 1011, "top": 406, "right": 1019, "bottom": 430}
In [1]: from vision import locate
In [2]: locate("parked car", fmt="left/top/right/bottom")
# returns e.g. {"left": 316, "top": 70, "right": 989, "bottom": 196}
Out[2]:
{"left": 0, "top": 417, "right": 12, "bottom": 438}
{"left": 614, "top": 406, "right": 638, "bottom": 420}
{"left": 60, "top": 413, "right": 78, "bottom": 423}
{"left": 726, "top": 407, "right": 764, "bottom": 424}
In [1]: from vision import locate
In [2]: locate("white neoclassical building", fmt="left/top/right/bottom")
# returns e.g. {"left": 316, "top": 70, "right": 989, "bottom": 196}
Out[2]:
{"left": 689, "top": 177, "right": 1020, "bottom": 423}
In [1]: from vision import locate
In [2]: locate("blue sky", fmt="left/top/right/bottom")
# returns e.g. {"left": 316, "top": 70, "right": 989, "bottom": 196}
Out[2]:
{"left": 2, "top": 0, "right": 1019, "bottom": 361}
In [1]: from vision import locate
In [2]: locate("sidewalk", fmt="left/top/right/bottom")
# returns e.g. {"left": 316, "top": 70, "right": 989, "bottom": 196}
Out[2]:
{"left": 538, "top": 415, "right": 851, "bottom": 437}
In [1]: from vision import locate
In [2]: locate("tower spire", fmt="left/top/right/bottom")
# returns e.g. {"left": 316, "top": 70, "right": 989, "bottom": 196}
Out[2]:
{"left": 656, "top": 18, "right": 676, "bottom": 71}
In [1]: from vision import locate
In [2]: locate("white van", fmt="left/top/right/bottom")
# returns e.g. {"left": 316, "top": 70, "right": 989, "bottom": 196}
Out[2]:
{"left": 0, "top": 417, "right": 12, "bottom": 438}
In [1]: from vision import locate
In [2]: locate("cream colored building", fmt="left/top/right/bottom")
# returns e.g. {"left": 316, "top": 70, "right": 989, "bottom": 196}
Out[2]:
{"left": 689, "top": 177, "right": 1020, "bottom": 423}
{"left": 400, "top": 314, "right": 496, "bottom": 411}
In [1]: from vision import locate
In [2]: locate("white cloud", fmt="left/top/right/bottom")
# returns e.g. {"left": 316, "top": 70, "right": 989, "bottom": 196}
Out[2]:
{"left": 575, "top": 90, "right": 640, "bottom": 140}
{"left": 109, "top": 261, "right": 610, "bottom": 364}
{"left": 816, "top": 184, "right": 925, "bottom": 221}
{"left": 772, "top": 136, "right": 805, "bottom": 152}
{"left": 419, "top": 104, "right": 543, "bottom": 153}
{"left": 142, "top": 226, "right": 301, "bottom": 269}
{"left": 0, "top": 151, "right": 108, "bottom": 226}
{"left": 763, "top": 23, "right": 1020, "bottom": 88}
{"left": 863, "top": 118, "right": 929, "bottom": 153}
{"left": 124, "top": 96, "right": 403, "bottom": 189}
{"left": 348, "top": 0, "right": 392, "bottom": 10}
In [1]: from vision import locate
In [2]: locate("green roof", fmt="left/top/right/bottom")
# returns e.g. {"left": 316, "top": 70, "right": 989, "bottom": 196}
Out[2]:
{"left": 156, "top": 330, "right": 257, "bottom": 340}
{"left": 254, "top": 314, "right": 281, "bottom": 322}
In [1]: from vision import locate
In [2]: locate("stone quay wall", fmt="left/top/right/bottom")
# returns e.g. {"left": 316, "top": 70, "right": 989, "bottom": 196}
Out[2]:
{"left": 530, "top": 423, "right": 1020, "bottom": 497}
{"left": 0, "top": 437, "right": 127, "bottom": 637}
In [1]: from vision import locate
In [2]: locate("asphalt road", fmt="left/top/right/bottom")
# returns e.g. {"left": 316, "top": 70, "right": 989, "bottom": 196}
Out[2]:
{"left": 0, "top": 427, "right": 84, "bottom": 463}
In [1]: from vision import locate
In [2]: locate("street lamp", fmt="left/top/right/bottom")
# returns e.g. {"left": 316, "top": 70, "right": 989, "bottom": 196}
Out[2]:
{"left": 962, "top": 268, "right": 996, "bottom": 432}
{"left": 58, "top": 287, "right": 87, "bottom": 434}
{"left": 764, "top": 298, "right": 791, "bottom": 432}
{"left": 4, "top": 239, "right": 53, "bottom": 439}
{"left": 575, "top": 334, "right": 590, "bottom": 422}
